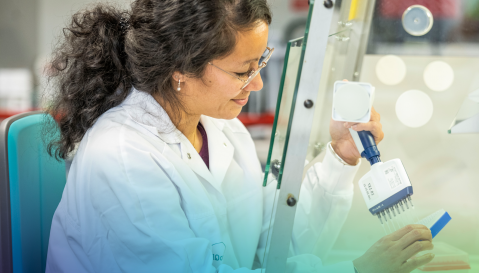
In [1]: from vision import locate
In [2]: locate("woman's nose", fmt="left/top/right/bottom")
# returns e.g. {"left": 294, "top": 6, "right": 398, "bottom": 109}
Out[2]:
{"left": 244, "top": 73, "right": 263, "bottom": 92}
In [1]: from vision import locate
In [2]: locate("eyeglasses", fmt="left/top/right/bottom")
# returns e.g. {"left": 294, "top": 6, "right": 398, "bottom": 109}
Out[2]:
{"left": 208, "top": 47, "right": 274, "bottom": 89}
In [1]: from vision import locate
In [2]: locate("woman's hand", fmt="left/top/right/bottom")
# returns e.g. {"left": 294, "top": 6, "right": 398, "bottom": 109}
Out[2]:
{"left": 353, "top": 224, "right": 435, "bottom": 273}
{"left": 329, "top": 107, "right": 384, "bottom": 165}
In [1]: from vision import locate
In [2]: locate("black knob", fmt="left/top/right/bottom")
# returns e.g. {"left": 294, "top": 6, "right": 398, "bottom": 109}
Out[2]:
{"left": 287, "top": 196, "right": 297, "bottom": 207}
{"left": 304, "top": 99, "right": 314, "bottom": 108}
{"left": 324, "top": 0, "right": 333, "bottom": 9}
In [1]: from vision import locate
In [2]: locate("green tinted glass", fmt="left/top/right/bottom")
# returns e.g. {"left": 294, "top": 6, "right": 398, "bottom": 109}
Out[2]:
{"left": 262, "top": 38, "right": 303, "bottom": 188}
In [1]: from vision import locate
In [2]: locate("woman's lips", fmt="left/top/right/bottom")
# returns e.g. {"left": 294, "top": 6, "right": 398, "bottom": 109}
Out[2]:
{"left": 232, "top": 97, "right": 249, "bottom": 106}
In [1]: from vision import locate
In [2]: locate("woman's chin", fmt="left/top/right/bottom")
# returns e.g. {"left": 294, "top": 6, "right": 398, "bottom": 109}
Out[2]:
{"left": 210, "top": 108, "right": 243, "bottom": 120}
{"left": 226, "top": 110, "right": 243, "bottom": 120}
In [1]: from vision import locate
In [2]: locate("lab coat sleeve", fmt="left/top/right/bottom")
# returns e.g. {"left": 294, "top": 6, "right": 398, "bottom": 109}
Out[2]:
{"left": 86, "top": 126, "right": 262, "bottom": 273}
{"left": 255, "top": 149, "right": 359, "bottom": 272}
{"left": 290, "top": 147, "right": 361, "bottom": 258}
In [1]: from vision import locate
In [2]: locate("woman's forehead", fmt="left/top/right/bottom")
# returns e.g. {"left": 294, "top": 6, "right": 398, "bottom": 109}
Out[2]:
{"left": 225, "top": 22, "right": 269, "bottom": 65}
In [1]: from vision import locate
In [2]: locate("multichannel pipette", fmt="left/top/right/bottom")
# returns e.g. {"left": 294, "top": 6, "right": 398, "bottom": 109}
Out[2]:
{"left": 352, "top": 129, "right": 417, "bottom": 232}
{"left": 332, "top": 81, "right": 450, "bottom": 235}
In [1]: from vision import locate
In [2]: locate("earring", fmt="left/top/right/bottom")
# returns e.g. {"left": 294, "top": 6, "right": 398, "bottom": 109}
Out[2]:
{"left": 177, "top": 78, "right": 181, "bottom": 91}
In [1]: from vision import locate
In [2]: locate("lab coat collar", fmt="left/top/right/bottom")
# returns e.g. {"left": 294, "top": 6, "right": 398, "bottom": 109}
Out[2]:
{"left": 120, "top": 87, "right": 234, "bottom": 189}
{"left": 120, "top": 87, "right": 183, "bottom": 144}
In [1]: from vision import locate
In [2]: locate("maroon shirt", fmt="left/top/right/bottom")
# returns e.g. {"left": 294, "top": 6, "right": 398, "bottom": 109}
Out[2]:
{"left": 198, "top": 123, "right": 209, "bottom": 169}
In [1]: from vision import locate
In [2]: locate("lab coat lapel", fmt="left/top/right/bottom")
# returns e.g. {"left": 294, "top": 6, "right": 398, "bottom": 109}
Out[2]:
{"left": 120, "top": 88, "right": 232, "bottom": 192}
{"left": 177, "top": 136, "right": 218, "bottom": 191}
{"left": 201, "top": 116, "right": 234, "bottom": 187}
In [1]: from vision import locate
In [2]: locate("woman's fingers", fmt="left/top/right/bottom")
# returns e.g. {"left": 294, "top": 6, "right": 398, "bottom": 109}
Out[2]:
{"left": 389, "top": 224, "right": 430, "bottom": 241}
{"left": 402, "top": 253, "right": 435, "bottom": 273}
{"left": 400, "top": 240, "right": 434, "bottom": 262}
{"left": 344, "top": 107, "right": 384, "bottom": 144}
{"left": 354, "top": 224, "right": 434, "bottom": 273}
{"left": 343, "top": 108, "right": 380, "bottom": 129}
{"left": 351, "top": 121, "right": 381, "bottom": 133}
{"left": 397, "top": 228, "right": 432, "bottom": 250}
{"left": 352, "top": 122, "right": 384, "bottom": 144}
{"left": 370, "top": 107, "right": 380, "bottom": 122}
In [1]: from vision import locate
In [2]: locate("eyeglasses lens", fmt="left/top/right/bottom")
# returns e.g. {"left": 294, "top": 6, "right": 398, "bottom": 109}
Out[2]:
{"left": 258, "top": 48, "right": 270, "bottom": 66}
{"left": 242, "top": 47, "right": 273, "bottom": 89}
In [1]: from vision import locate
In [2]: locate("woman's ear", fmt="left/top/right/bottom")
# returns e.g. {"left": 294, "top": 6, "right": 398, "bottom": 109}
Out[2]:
{"left": 172, "top": 72, "right": 184, "bottom": 91}
{"left": 172, "top": 72, "right": 184, "bottom": 83}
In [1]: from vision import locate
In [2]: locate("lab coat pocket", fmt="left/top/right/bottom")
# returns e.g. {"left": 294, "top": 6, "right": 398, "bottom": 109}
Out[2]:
{"left": 211, "top": 242, "right": 226, "bottom": 267}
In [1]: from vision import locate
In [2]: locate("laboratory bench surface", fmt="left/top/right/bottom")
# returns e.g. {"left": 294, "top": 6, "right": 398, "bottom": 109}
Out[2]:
{"left": 325, "top": 253, "right": 479, "bottom": 272}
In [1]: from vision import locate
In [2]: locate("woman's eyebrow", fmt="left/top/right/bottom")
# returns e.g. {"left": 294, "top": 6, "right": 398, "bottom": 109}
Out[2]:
{"left": 239, "top": 57, "right": 259, "bottom": 66}
{"left": 239, "top": 46, "right": 268, "bottom": 66}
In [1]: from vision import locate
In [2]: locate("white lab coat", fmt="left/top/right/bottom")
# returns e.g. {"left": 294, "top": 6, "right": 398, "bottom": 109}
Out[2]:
{"left": 46, "top": 88, "right": 360, "bottom": 273}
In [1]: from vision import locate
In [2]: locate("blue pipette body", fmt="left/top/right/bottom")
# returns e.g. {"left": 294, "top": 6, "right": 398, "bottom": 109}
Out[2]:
{"left": 357, "top": 131, "right": 381, "bottom": 165}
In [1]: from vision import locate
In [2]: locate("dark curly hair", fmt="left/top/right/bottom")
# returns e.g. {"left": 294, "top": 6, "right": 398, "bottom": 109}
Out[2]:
{"left": 45, "top": 0, "right": 272, "bottom": 159}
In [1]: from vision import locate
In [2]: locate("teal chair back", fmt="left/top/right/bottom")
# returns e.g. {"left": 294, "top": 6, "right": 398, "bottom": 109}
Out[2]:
{"left": 0, "top": 112, "right": 67, "bottom": 273}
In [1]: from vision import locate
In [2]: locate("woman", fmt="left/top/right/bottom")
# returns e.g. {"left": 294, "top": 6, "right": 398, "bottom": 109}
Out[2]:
{"left": 45, "top": 0, "right": 434, "bottom": 272}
